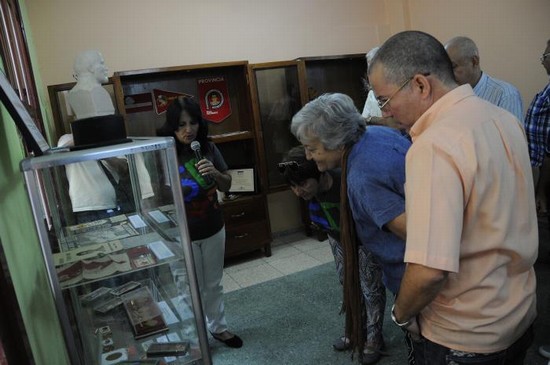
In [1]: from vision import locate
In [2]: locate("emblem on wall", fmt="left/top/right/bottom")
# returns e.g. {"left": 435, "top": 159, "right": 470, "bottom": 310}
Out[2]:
{"left": 197, "top": 76, "right": 231, "bottom": 123}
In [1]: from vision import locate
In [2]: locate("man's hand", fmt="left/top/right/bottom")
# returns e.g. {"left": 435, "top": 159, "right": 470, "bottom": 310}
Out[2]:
{"left": 406, "top": 316, "right": 421, "bottom": 341}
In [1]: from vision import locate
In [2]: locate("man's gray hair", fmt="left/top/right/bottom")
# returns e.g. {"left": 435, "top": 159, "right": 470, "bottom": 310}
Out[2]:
{"left": 445, "top": 36, "right": 479, "bottom": 60}
{"left": 368, "top": 31, "right": 456, "bottom": 87}
{"left": 366, "top": 46, "right": 380, "bottom": 67}
{"left": 291, "top": 93, "right": 365, "bottom": 150}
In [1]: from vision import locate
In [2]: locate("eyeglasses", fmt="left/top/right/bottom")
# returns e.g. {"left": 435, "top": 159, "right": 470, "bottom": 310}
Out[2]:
{"left": 277, "top": 161, "right": 300, "bottom": 174}
{"left": 541, "top": 53, "right": 550, "bottom": 62}
{"left": 377, "top": 77, "right": 413, "bottom": 110}
{"left": 376, "top": 73, "right": 430, "bottom": 111}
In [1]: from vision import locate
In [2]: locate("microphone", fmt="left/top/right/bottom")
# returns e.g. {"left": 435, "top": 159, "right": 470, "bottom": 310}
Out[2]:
{"left": 190, "top": 141, "right": 212, "bottom": 184}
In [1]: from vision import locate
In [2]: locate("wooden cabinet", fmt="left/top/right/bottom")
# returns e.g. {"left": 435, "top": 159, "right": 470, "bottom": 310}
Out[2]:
{"left": 248, "top": 55, "right": 367, "bottom": 236}
{"left": 222, "top": 195, "right": 271, "bottom": 257}
{"left": 297, "top": 53, "right": 367, "bottom": 109}
{"left": 47, "top": 54, "right": 367, "bottom": 259}
{"left": 246, "top": 55, "right": 366, "bottom": 193}
{"left": 294, "top": 54, "right": 367, "bottom": 236}
{"left": 111, "top": 61, "right": 272, "bottom": 259}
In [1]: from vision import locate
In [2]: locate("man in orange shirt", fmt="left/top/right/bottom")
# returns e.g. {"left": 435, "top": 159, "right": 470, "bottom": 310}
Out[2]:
{"left": 368, "top": 30, "right": 537, "bottom": 364}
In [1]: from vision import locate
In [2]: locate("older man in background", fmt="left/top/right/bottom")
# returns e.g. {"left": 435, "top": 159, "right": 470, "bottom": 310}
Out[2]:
{"left": 445, "top": 36, "right": 524, "bottom": 121}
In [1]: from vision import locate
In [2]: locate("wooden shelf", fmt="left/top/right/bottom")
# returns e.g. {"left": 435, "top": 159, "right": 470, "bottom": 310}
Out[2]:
{"left": 110, "top": 61, "right": 272, "bottom": 260}
{"left": 47, "top": 54, "right": 367, "bottom": 261}
{"left": 209, "top": 130, "right": 253, "bottom": 143}
{"left": 114, "top": 61, "right": 249, "bottom": 78}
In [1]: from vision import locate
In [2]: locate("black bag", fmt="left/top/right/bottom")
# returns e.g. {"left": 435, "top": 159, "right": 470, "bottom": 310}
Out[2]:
{"left": 98, "top": 160, "right": 135, "bottom": 213}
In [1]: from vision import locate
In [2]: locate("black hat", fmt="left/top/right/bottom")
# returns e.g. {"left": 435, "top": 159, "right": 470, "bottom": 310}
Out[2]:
{"left": 71, "top": 114, "right": 130, "bottom": 149}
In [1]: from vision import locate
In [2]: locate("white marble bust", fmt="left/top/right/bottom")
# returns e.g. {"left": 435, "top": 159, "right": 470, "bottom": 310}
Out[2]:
{"left": 68, "top": 50, "right": 114, "bottom": 120}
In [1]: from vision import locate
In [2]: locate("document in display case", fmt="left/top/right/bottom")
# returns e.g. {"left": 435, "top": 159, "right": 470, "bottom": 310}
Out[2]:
{"left": 20, "top": 137, "right": 212, "bottom": 365}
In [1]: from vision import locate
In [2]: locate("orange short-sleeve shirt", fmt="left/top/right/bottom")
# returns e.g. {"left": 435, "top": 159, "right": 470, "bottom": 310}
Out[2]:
{"left": 405, "top": 85, "right": 537, "bottom": 353}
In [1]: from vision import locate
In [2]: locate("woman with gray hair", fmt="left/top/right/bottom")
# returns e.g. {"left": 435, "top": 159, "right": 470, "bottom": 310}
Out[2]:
{"left": 291, "top": 93, "right": 411, "bottom": 364}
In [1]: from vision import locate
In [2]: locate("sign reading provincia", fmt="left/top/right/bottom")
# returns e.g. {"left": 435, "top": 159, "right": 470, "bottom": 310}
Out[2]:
{"left": 197, "top": 76, "right": 231, "bottom": 123}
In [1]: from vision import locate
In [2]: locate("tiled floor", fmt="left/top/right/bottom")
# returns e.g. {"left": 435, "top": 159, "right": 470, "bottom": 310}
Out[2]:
{"left": 222, "top": 231, "right": 333, "bottom": 293}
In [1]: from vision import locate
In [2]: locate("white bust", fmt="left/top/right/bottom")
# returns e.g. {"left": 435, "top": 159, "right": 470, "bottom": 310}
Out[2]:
{"left": 68, "top": 50, "right": 115, "bottom": 120}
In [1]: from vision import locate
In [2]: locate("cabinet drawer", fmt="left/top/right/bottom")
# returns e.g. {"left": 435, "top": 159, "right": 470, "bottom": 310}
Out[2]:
{"left": 225, "top": 220, "right": 270, "bottom": 257}
{"left": 223, "top": 197, "right": 266, "bottom": 225}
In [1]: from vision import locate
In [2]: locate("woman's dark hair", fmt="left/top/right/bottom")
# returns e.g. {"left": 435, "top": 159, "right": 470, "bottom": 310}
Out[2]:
{"left": 156, "top": 96, "right": 210, "bottom": 154}
{"left": 279, "top": 145, "right": 320, "bottom": 185}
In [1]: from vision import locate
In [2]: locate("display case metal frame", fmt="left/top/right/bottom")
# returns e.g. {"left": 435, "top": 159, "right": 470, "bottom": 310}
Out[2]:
{"left": 20, "top": 137, "right": 212, "bottom": 365}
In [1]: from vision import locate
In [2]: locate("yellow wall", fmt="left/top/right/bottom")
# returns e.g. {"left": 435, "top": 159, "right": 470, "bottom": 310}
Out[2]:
{"left": 23, "top": 0, "right": 550, "bottom": 235}
{"left": 0, "top": 1, "right": 547, "bottom": 363}
{"left": 405, "top": 0, "right": 550, "bottom": 110}
{"left": 0, "top": 2, "right": 69, "bottom": 363}
{"left": 0, "top": 111, "right": 68, "bottom": 365}
{"left": 25, "top": 0, "right": 550, "bottom": 234}
{"left": 26, "top": 0, "right": 385, "bottom": 86}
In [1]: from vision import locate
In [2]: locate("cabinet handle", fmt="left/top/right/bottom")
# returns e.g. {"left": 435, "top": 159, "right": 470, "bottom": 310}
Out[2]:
{"left": 230, "top": 212, "right": 245, "bottom": 218}
{"left": 234, "top": 233, "right": 249, "bottom": 239}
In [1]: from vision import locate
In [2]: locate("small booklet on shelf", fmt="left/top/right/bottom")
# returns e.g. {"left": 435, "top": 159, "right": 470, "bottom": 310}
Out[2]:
{"left": 146, "top": 341, "right": 189, "bottom": 357}
{"left": 110, "top": 281, "right": 141, "bottom": 296}
{"left": 122, "top": 287, "right": 169, "bottom": 340}
{"left": 93, "top": 296, "right": 123, "bottom": 314}
{"left": 127, "top": 246, "right": 157, "bottom": 269}
{"left": 147, "top": 241, "right": 175, "bottom": 260}
{"left": 158, "top": 204, "right": 178, "bottom": 225}
{"left": 147, "top": 209, "right": 171, "bottom": 224}
{"left": 80, "top": 287, "right": 111, "bottom": 305}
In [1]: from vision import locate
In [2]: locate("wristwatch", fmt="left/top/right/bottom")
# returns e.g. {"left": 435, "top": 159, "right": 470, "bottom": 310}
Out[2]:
{"left": 391, "top": 304, "right": 412, "bottom": 328}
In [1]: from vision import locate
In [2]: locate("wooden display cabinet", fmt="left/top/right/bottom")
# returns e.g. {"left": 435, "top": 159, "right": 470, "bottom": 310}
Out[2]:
{"left": 248, "top": 61, "right": 308, "bottom": 192}
{"left": 46, "top": 54, "right": 367, "bottom": 258}
{"left": 111, "top": 61, "right": 272, "bottom": 259}
{"left": 249, "top": 55, "right": 367, "bottom": 237}
{"left": 297, "top": 53, "right": 367, "bottom": 108}
{"left": 295, "top": 54, "right": 367, "bottom": 236}
{"left": 247, "top": 54, "right": 366, "bottom": 193}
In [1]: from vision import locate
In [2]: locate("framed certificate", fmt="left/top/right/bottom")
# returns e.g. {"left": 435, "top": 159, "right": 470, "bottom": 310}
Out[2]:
{"left": 227, "top": 168, "right": 255, "bottom": 193}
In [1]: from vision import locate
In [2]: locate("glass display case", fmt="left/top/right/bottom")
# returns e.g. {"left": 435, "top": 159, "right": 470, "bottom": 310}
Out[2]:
{"left": 20, "top": 137, "right": 212, "bottom": 365}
